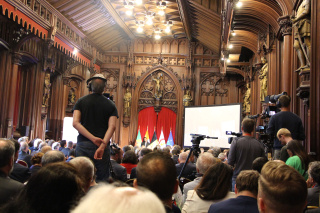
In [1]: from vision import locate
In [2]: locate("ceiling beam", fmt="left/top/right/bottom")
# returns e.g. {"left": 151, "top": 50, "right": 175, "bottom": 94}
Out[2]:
{"left": 100, "top": 0, "right": 135, "bottom": 39}
{"left": 176, "top": 0, "right": 192, "bottom": 40}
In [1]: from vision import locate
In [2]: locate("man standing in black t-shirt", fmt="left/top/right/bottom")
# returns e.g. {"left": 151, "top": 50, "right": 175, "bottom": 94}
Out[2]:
{"left": 267, "top": 95, "right": 305, "bottom": 160}
{"left": 73, "top": 73, "right": 118, "bottom": 182}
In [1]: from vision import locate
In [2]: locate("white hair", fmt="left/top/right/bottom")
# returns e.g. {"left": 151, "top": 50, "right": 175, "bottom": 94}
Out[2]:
{"left": 33, "top": 139, "right": 43, "bottom": 149}
{"left": 69, "top": 157, "right": 94, "bottom": 192}
{"left": 71, "top": 184, "right": 166, "bottom": 213}
{"left": 52, "top": 142, "right": 60, "bottom": 150}
{"left": 196, "top": 152, "right": 216, "bottom": 174}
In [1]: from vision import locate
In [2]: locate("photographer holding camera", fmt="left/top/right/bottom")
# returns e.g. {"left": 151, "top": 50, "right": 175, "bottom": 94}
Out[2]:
{"left": 228, "top": 118, "right": 265, "bottom": 192}
{"left": 267, "top": 95, "right": 305, "bottom": 160}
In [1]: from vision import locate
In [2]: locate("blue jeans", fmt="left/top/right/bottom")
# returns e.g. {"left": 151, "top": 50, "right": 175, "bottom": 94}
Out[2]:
{"left": 232, "top": 177, "right": 236, "bottom": 192}
{"left": 76, "top": 141, "right": 110, "bottom": 182}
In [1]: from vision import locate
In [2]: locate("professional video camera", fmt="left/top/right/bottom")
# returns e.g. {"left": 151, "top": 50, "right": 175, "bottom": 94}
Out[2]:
{"left": 178, "top": 134, "right": 217, "bottom": 181}
{"left": 256, "top": 125, "right": 273, "bottom": 150}
{"left": 226, "top": 131, "right": 242, "bottom": 144}
{"left": 261, "top": 92, "right": 287, "bottom": 118}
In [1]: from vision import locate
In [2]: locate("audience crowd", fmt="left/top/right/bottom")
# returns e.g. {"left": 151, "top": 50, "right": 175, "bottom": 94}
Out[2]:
{"left": 0, "top": 119, "right": 318, "bottom": 213}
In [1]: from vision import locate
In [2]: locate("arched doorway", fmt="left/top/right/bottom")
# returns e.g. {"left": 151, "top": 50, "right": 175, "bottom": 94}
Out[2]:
{"left": 130, "top": 65, "right": 183, "bottom": 146}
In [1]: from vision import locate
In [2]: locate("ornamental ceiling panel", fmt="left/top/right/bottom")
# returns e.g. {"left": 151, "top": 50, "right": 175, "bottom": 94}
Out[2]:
{"left": 47, "top": 0, "right": 128, "bottom": 51}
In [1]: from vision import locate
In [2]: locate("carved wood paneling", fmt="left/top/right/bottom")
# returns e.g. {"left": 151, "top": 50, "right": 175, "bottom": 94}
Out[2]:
{"left": 138, "top": 70, "right": 178, "bottom": 113}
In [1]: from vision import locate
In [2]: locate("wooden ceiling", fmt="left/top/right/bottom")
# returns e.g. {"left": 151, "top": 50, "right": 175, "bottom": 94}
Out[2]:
{"left": 46, "top": 0, "right": 292, "bottom": 63}
{"left": 47, "top": 0, "right": 222, "bottom": 55}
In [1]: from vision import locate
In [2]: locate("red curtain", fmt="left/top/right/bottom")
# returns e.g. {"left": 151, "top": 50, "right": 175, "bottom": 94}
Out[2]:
{"left": 137, "top": 107, "right": 157, "bottom": 140}
{"left": 156, "top": 107, "right": 176, "bottom": 143}
{"left": 137, "top": 107, "right": 176, "bottom": 144}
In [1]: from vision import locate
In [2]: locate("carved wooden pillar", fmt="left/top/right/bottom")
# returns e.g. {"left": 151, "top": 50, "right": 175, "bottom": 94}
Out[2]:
{"left": 6, "top": 53, "right": 21, "bottom": 138}
{"left": 278, "top": 16, "right": 293, "bottom": 96}
{"left": 309, "top": 0, "right": 320, "bottom": 158}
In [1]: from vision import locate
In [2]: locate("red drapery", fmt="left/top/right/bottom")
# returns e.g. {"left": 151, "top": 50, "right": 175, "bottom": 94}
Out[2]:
{"left": 137, "top": 107, "right": 157, "bottom": 140}
{"left": 137, "top": 107, "right": 176, "bottom": 144}
{"left": 156, "top": 107, "right": 176, "bottom": 143}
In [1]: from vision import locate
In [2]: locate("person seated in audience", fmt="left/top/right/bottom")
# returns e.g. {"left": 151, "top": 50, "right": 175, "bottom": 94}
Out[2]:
{"left": 9, "top": 139, "right": 31, "bottom": 183}
{"left": 208, "top": 170, "right": 260, "bottom": 213}
{"left": 218, "top": 152, "right": 227, "bottom": 163}
{"left": 307, "top": 161, "right": 320, "bottom": 207}
{"left": 182, "top": 162, "right": 235, "bottom": 213}
{"left": 70, "top": 157, "right": 95, "bottom": 192}
{"left": 66, "top": 149, "right": 76, "bottom": 162}
{"left": 59, "top": 140, "right": 66, "bottom": 151}
{"left": 0, "top": 138, "right": 24, "bottom": 206}
{"left": 171, "top": 145, "right": 181, "bottom": 164}
{"left": 122, "top": 145, "right": 133, "bottom": 154}
{"left": 62, "top": 141, "right": 73, "bottom": 157}
{"left": 286, "top": 139, "right": 310, "bottom": 180}
{"left": 41, "top": 150, "right": 65, "bottom": 166}
{"left": 52, "top": 142, "right": 60, "bottom": 151}
{"left": 30, "top": 138, "right": 42, "bottom": 156}
{"left": 18, "top": 141, "right": 32, "bottom": 167}
{"left": 72, "top": 184, "right": 165, "bottom": 213}
{"left": 258, "top": 161, "right": 307, "bottom": 213}
{"left": 30, "top": 152, "right": 44, "bottom": 175}
{"left": 176, "top": 151, "right": 196, "bottom": 181}
{"left": 183, "top": 152, "right": 217, "bottom": 202}
{"left": 1, "top": 162, "right": 84, "bottom": 213}
{"left": 47, "top": 139, "right": 55, "bottom": 148}
{"left": 110, "top": 144, "right": 127, "bottom": 182}
{"left": 252, "top": 156, "right": 268, "bottom": 173}
{"left": 134, "top": 151, "right": 180, "bottom": 213}
{"left": 40, "top": 145, "right": 52, "bottom": 154}
{"left": 120, "top": 150, "right": 138, "bottom": 179}
{"left": 18, "top": 137, "right": 30, "bottom": 153}
{"left": 130, "top": 147, "right": 152, "bottom": 179}
{"left": 277, "top": 128, "right": 293, "bottom": 162}
{"left": 209, "top": 146, "right": 221, "bottom": 158}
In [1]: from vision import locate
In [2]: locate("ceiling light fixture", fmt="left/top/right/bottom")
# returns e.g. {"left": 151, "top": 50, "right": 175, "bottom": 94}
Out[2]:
{"left": 165, "top": 26, "right": 171, "bottom": 33}
{"left": 124, "top": 1, "right": 134, "bottom": 9}
{"left": 126, "top": 10, "right": 133, "bottom": 16}
{"left": 157, "top": 1, "right": 167, "bottom": 10}
{"left": 227, "top": 59, "right": 231, "bottom": 63}
{"left": 137, "top": 26, "right": 143, "bottom": 33}
{"left": 228, "top": 44, "right": 233, "bottom": 49}
{"left": 135, "top": 0, "right": 143, "bottom": 5}
{"left": 158, "top": 9, "right": 165, "bottom": 16}
{"left": 236, "top": 1, "right": 243, "bottom": 8}
{"left": 145, "top": 12, "right": 155, "bottom": 25}
{"left": 155, "top": 34, "right": 161, "bottom": 40}
{"left": 231, "top": 30, "right": 236, "bottom": 36}
{"left": 136, "top": 20, "right": 144, "bottom": 33}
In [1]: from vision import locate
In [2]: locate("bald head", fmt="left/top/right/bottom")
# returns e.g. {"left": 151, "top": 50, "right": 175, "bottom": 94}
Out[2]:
{"left": 41, "top": 150, "right": 65, "bottom": 166}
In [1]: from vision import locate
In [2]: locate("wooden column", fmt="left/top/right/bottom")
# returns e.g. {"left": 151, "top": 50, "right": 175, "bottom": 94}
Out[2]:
{"left": 309, "top": 0, "right": 320, "bottom": 158}
{"left": 278, "top": 16, "right": 293, "bottom": 96}
{"left": 6, "top": 53, "right": 21, "bottom": 138}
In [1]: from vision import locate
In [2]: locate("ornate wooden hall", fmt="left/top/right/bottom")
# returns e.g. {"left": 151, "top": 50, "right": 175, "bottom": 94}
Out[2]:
{"left": 0, "top": 0, "right": 320, "bottom": 158}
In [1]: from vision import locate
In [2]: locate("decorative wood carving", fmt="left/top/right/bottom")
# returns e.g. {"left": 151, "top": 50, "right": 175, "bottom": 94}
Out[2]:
{"left": 138, "top": 70, "right": 178, "bottom": 113}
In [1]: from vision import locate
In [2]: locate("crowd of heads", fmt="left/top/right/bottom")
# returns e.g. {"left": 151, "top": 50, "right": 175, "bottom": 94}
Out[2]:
{"left": 0, "top": 133, "right": 318, "bottom": 213}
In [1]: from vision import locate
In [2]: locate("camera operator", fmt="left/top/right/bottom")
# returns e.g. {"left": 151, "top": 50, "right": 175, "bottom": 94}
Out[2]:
{"left": 266, "top": 95, "right": 305, "bottom": 160}
{"left": 228, "top": 118, "right": 265, "bottom": 192}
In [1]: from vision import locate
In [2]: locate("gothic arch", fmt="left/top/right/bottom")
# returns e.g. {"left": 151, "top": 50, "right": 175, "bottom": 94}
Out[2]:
{"left": 130, "top": 65, "right": 184, "bottom": 146}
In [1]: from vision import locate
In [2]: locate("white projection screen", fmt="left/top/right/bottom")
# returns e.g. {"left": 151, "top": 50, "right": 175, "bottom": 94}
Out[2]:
{"left": 184, "top": 104, "right": 241, "bottom": 148}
